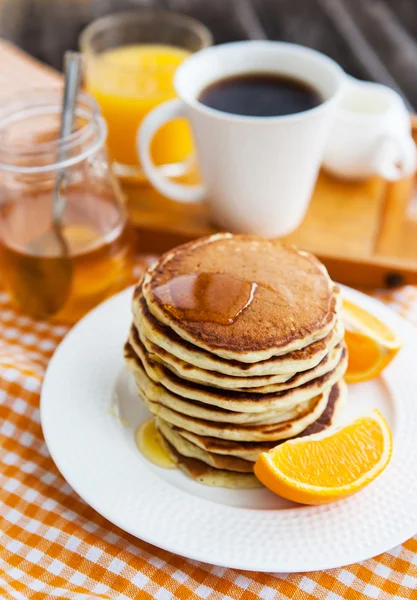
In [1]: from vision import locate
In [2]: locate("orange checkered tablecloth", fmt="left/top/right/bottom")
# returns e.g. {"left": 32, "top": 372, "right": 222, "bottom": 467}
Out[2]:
{"left": 1, "top": 277, "right": 417, "bottom": 599}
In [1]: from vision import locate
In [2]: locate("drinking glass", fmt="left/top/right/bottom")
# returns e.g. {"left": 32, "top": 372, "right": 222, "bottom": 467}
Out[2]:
{"left": 79, "top": 10, "right": 212, "bottom": 179}
{"left": 0, "top": 90, "right": 135, "bottom": 323}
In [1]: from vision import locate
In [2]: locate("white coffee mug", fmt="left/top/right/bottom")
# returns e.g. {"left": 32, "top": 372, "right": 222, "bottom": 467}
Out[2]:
{"left": 138, "top": 41, "right": 345, "bottom": 237}
{"left": 323, "top": 77, "right": 416, "bottom": 181}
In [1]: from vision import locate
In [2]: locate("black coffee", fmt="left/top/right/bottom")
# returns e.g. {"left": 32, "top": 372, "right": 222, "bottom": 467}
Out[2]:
{"left": 198, "top": 73, "right": 323, "bottom": 117}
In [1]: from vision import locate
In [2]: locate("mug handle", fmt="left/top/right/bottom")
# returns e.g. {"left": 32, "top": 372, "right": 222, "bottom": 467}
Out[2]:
{"left": 137, "top": 98, "right": 206, "bottom": 203}
{"left": 372, "top": 133, "right": 417, "bottom": 181}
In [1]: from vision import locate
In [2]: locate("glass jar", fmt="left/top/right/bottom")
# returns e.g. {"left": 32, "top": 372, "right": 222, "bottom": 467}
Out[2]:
{"left": 0, "top": 90, "right": 135, "bottom": 323}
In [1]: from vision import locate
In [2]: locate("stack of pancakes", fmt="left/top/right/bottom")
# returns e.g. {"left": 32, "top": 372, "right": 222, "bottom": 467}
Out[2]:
{"left": 124, "top": 234, "right": 348, "bottom": 488}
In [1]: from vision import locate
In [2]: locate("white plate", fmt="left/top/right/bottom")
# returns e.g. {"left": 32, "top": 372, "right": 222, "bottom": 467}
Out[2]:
{"left": 41, "top": 285, "right": 417, "bottom": 572}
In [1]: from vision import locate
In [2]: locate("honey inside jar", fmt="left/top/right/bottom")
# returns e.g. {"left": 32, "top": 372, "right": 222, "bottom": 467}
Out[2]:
{"left": 0, "top": 190, "right": 134, "bottom": 322}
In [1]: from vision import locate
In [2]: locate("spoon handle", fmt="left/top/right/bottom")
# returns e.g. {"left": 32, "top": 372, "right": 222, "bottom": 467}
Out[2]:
{"left": 60, "top": 51, "right": 83, "bottom": 143}
{"left": 54, "top": 52, "right": 83, "bottom": 224}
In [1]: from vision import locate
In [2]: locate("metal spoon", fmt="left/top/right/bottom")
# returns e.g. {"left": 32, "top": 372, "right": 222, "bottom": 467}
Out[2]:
{"left": 53, "top": 51, "right": 83, "bottom": 231}
{"left": 23, "top": 52, "right": 82, "bottom": 320}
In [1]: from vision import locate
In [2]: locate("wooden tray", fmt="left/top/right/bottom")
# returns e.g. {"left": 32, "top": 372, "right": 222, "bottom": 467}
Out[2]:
{"left": 125, "top": 119, "right": 417, "bottom": 289}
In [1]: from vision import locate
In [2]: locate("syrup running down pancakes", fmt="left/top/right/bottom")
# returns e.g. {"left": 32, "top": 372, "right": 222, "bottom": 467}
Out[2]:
{"left": 125, "top": 233, "right": 347, "bottom": 488}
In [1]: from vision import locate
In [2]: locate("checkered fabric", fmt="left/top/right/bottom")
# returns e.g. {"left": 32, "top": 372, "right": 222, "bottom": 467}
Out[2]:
{"left": 1, "top": 279, "right": 417, "bottom": 599}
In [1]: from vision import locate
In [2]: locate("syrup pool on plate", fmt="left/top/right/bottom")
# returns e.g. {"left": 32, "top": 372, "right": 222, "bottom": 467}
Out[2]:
{"left": 136, "top": 418, "right": 176, "bottom": 469}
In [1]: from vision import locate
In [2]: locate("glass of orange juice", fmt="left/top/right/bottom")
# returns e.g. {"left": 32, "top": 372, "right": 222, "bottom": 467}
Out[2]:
{"left": 79, "top": 10, "right": 212, "bottom": 179}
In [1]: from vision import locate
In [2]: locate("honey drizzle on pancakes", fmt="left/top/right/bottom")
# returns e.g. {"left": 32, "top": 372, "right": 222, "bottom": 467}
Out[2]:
{"left": 154, "top": 273, "right": 258, "bottom": 325}
{"left": 152, "top": 272, "right": 277, "bottom": 326}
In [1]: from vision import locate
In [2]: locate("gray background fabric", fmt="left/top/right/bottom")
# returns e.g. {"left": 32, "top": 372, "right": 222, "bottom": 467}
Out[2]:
{"left": 1, "top": 0, "right": 416, "bottom": 109}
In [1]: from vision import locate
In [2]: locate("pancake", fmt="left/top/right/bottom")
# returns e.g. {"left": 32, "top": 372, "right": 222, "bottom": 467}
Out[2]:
{"left": 135, "top": 375, "right": 323, "bottom": 426}
{"left": 130, "top": 324, "right": 346, "bottom": 392}
{"left": 135, "top": 290, "right": 344, "bottom": 376}
{"left": 139, "top": 233, "right": 339, "bottom": 362}
{"left": 140, "top": 384, "right": 332, "bottom": 442}
{"left": 124, "top": 339, "right": 347, "bottom": 413}
{"left": 129, "top": 352, "right": 318, "bottom": 424}
{"left": 156, "top": 418, "right": 254, "bottom": 472}
{"left": 174, "top": 380, "right": 346, "bottom": 461}
{"left": 137, "top": 328, "right": 345, "bottom": 391}
{"left": 159, "top": 437, "right": 262, "bottom": 488}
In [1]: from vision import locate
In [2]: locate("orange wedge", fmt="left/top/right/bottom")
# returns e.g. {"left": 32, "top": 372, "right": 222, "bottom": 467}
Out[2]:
{"left": 254, "top": 409, "right": 392, "bottom": 505}
{"left": 343, "top": 298, "right": 402, "bottom": 383}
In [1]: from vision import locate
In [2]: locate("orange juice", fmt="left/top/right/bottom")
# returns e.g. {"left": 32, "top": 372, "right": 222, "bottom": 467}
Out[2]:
{"left": 85, "top": 44, "right": 193, "bottom": 168}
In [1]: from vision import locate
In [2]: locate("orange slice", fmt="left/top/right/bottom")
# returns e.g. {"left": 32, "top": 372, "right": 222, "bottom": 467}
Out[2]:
{"left": 343, "top": 298, "right": 402, "bottom": 383}
{"left": 254, "top": 409, "right": 392, "bottom": 505}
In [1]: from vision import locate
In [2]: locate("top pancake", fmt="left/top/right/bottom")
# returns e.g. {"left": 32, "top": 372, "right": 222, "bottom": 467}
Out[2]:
{"left": 135, "top": 290, "right": 344, "bottom": 377}
{"left": 140, "top": 233, "right": 338, "bottom": 362}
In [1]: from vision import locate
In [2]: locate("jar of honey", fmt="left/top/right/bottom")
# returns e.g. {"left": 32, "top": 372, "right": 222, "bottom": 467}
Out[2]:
{"left": 0, "top": 90, "right": 135, "bottom": 323}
